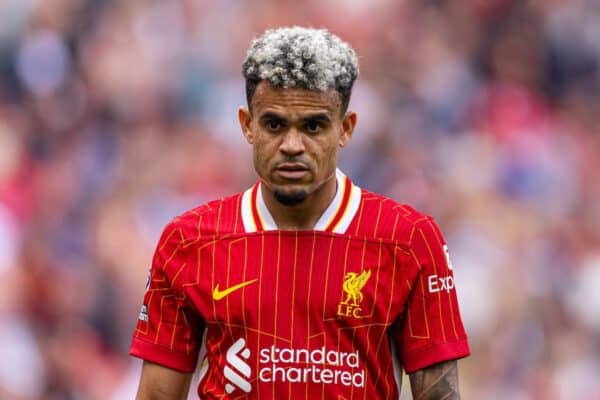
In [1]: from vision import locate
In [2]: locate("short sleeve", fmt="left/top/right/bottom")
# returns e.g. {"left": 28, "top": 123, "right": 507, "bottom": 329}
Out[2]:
{"left": 394, "top": 217, "right": 470, "bottom": 373}
{"left": 129, "top": 222, "right": 204, "bottom": 372}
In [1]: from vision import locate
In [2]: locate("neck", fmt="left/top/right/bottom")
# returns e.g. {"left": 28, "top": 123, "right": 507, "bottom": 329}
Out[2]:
{"left": 261, "top": 174, "right": 337, "bottom": 230}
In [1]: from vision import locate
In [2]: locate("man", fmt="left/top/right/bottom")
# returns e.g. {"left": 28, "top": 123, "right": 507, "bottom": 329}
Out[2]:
{"left": 130, "top": 27, "right": 469, "bottom": 399}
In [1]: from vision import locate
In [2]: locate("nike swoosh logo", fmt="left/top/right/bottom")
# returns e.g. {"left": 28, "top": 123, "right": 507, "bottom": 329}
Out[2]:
{"left": 212, "top": 279, "right": 258, "bottom": 301}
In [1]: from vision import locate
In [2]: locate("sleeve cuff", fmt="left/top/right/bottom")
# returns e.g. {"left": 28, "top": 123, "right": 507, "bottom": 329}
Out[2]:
{"left": 130, "top": 337, "right": 198, "bottom": 373}
{"left": 402, "top": 338, "right": 470, "bottom": 373}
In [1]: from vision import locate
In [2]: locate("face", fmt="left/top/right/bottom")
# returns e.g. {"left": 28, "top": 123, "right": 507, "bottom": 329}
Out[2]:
{"left": 239, "top": 82, "right": 356, "bottom": 205}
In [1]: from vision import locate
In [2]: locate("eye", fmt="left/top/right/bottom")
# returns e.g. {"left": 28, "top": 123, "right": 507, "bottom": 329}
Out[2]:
{"left": 266, "top": 119, "right": 283, "bottom": 132}
{"left": 305, "top": 120, "right": 322, "bottom": 133}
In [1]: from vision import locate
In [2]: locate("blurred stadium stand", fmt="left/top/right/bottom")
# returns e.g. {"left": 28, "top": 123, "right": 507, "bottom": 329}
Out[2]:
{"left": 0, "top": 0, "right": 599, "bottom": 399}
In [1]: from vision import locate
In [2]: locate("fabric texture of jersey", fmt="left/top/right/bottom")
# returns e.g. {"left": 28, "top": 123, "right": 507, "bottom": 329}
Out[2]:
{"left": 130, "top": 170, "right": 470, "bottom": 399}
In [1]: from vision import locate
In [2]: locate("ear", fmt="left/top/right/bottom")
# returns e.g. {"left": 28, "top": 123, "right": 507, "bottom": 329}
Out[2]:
{"left": 339, "top": 111, "right": 357, "bottom": 148}
{"left": 238, "top": 107, "right": 254, "bottom": 144}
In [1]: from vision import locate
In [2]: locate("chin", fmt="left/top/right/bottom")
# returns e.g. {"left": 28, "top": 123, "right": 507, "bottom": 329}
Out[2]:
{"left": 273, "top": 188, "right": 309, "bottom": 206}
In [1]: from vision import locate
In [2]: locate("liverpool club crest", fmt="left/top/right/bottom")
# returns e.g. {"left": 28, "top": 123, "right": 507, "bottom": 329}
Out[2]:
{"left": 337, "top": 270, "right": 371, "bottom": 319}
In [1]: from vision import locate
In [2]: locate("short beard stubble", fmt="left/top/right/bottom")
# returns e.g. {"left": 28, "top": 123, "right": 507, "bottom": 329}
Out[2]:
{"left": 274, "top": 189, "right": 308, "bottom": 206}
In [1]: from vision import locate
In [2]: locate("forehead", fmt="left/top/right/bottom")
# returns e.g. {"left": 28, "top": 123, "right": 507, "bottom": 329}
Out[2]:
{"left": 251, "top": 82, "right": 341, "bottom": 117}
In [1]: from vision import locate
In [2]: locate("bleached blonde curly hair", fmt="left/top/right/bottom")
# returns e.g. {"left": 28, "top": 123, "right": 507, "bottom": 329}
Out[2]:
{"left": 243, "top": 26, "right": 359, "bottom": 114}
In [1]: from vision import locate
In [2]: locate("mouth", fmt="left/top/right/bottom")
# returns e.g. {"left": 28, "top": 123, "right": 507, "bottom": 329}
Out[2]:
{"left": 275, "top": 163, "right": 309, "bottom": 180}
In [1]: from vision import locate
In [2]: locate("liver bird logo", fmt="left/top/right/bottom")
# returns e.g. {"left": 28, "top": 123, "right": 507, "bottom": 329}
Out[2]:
{"left": 341, "top": 270, "right": 371, "bottom": 306}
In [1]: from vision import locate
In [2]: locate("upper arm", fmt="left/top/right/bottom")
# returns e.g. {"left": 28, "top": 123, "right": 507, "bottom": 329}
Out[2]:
{"left": 129, "top": 222, "right": 204, "bottom": 397}
{"left": 129, "top": 221, "right": 204, "bottom": 372}
{"left": 409, "top": 359, "right": 460, "bottom": 400}
{"left": 136, "top": 361, "right": 193, "bottom": 400}
{"left": 393, "top": 217, "right": 470, "bottom": 372}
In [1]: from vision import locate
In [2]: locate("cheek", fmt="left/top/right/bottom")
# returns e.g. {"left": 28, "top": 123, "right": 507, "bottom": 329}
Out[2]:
{"left": 252, "top": 144, "right": 269, "bottom": 180}
{"left": 315, "top": 137, "right": 339, "bottom": 165}
{"left": 253, "top": 135, "right": 277, "bottom": 168}
{"left": 253, "top": 142, "right": 267, "bottom": 168}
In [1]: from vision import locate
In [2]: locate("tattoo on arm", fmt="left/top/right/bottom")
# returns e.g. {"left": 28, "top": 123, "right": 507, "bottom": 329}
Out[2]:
{"left": 409, "top": 360, "right": 460, "bottom": 400}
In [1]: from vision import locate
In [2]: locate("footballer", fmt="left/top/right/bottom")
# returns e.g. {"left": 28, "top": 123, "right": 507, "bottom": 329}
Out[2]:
{"left": 130, "top": 27, "right": 470, "bottom": 399}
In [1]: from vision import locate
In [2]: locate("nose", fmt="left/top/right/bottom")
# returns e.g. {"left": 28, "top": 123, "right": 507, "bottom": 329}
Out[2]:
{"left": 279, "top": 129, "right": 305, "bottom": 156}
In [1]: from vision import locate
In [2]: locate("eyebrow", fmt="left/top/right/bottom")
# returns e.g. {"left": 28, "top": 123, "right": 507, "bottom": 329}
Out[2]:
{"left": 258, "top": 112, "right": 287, "bottom": 122}
{"left": 258, "top": 111, "right": 333, "bottom": 125}
{"left": 301, "top": 113, "right": 332, "bottom": 124}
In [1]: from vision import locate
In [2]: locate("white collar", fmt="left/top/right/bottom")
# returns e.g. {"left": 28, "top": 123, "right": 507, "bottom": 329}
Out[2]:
{"left": 241, "top": 169, "right": 361, "bottom": 233}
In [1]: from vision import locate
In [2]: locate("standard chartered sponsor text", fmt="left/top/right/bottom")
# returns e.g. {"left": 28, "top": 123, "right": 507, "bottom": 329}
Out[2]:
{"left": 258, "top": 346, "right": 365, "bottom": 387}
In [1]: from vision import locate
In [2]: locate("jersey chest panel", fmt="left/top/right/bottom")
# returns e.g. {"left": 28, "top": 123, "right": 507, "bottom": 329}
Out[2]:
{"left": 182, "top": 232, "right": 412, "bottom": 398}
{"left": 188, "top": 233, "right": 408, "bottom": 336}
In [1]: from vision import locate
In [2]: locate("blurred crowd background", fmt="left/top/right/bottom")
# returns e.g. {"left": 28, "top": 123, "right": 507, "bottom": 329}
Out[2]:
{"left": 0, "top": 0, "right": 599, "bottom": 399}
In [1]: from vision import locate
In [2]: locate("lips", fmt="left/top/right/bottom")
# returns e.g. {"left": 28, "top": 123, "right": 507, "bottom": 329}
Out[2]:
{"left": 275, "top": 163, "right": 309, "bottom": 179}
{"left": 277, "top": 163, "right": 308, "bottom": 171}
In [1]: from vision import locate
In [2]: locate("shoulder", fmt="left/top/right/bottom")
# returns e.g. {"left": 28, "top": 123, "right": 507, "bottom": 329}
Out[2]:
{"left": 159, "top": 192, "right": 245, "bottom": 249}
{"left": 354, "top": 188, "right": 440, "bottom": 244}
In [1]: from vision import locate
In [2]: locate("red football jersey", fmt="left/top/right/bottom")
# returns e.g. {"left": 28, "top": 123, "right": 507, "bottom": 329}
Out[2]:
{"left": 130, "top": 170, "right": 469, "bottom": 399}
